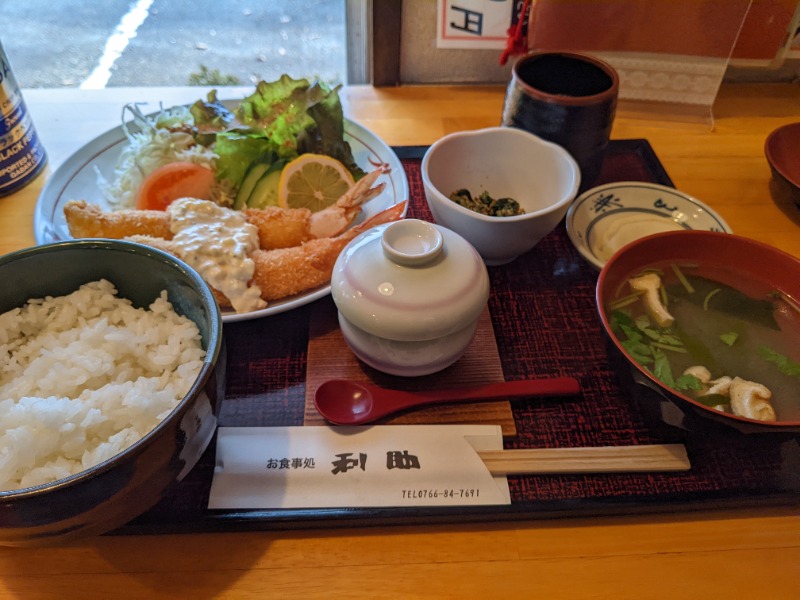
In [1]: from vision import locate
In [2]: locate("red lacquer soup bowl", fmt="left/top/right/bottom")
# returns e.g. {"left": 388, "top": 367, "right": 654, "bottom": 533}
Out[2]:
{"left": 597, "top": 230, "right": 800, "bottom": 435}
{"left": 765, "top": 122, "right": 800, "bottom": 207}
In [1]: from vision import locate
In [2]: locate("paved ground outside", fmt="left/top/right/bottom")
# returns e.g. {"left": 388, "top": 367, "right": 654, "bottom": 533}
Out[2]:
{"left": 1, "top": 0, "right": 347, "bottom": 88}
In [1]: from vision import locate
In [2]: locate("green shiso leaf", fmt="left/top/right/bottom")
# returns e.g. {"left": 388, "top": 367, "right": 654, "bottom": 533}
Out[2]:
{"left": 758, "top": 346, "right": 800, "bottom": 377}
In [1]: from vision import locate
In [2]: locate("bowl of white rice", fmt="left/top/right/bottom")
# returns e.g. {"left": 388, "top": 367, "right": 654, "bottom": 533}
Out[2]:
{"left": 0, "top": 239, "right": 223, "bottom": 546}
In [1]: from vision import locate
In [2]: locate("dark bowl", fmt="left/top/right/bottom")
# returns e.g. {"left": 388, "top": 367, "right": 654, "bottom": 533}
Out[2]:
{"left": 765, "top": 122, "right": 800, "bottom": 207}
{"left": 0, "top": 240, "right": 224, "bottom": 546}
{"left": 597, "top": 230, "right": 800, "bottom": 436}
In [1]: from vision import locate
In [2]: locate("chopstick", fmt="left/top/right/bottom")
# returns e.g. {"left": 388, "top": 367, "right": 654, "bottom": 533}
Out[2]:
{"left": 478, "top": 444, "right": 690, "bottom": 475}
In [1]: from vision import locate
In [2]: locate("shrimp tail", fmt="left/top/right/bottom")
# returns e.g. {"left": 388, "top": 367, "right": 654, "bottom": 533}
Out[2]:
{"left": 347, "top": 199, "right": 406, "bottom": 237}
{"left": 245, "top": 165, "right": 390, "bottom": 249}
{"left": 336, "top": 164, "right": 391, "bottom": 210}
{"left": 307, "top": 163, "right": 391, "bottom": 239}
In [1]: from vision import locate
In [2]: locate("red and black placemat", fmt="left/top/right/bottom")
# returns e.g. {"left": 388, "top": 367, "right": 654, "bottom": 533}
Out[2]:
{"left": 120, "top": 140, "right": 799, "bottom": 535}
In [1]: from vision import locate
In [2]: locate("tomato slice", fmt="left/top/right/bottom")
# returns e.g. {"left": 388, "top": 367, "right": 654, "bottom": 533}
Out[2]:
{"left": 135, "top": 162, "right": 216, "bottom": 210}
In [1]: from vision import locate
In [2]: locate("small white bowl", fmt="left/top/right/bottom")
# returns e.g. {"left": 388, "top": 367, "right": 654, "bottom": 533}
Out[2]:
{"left": 566, "top": 182, "right": 733, "bottom": 270}
{"left": 421, "top": 126, "right": 580, "bottom": 266}
{"left": 331, "top": 219, "right": 489, "bottom": 377}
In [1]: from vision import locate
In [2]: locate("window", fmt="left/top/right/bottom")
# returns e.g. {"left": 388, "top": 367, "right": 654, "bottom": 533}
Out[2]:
{"left": 1, "top": 0, "right": 355, "bottom": 88}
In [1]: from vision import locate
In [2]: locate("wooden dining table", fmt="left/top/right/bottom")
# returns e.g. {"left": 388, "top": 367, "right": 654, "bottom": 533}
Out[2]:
{"left": 0, "top": 82, "right": 798, "bottom": 599}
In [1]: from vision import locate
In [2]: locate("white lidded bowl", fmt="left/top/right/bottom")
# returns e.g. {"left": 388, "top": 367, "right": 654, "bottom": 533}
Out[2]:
{"left": 331, "top": 219, "right": 490, "bottom": 377}
{"left": 421, "top": 126, "right": 580, "bottom": 266}
{"left": 566, "top": 181, "right": 733, "bottom": 270}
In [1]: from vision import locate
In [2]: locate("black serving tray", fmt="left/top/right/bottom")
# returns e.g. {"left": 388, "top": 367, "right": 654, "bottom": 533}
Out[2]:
{"left": 117, "top": 140, "right": 799, "bottom": 536}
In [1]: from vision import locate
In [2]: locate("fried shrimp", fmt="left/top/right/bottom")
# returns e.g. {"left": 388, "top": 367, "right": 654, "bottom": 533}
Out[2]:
{"left": 128, "top": 201, "right": 406, "bottom": 308}
{"left": 64, "top": 164, "right": 390, "bottom": 250}
{"left": 64, "top": 200, "right": 173, "bottom": 240}
{"left": 307, "top": 164, "right": 390, "bottom": 238}
{"left": 63, "top": 163, "right": 403, "bottom": 312}
{"left": 251, "top": 201, "right": 406, "bottom": 301}
{"left": 244, "top": 164, "right": 389, "bottom": 249}
{"left": 241, "top": 206, "right": 315, "bottom": 250}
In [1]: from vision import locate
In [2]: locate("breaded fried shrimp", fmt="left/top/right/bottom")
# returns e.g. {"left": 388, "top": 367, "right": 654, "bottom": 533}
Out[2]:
{"left": 249, "top": 201, "right": 406, "bottom": 301}
{"left": 64, "top": 165, "right": 390, "bottom": 251}
{"left": 64, "top": 200, "right": 173, "bottom": 240}
{"left": 63, "top": 166, "right": 403, "bottom": 312}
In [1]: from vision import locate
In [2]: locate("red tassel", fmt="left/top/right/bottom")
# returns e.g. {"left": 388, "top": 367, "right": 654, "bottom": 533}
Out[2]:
{"left": 500, "top": 0, "right": 531, "bottom": 66}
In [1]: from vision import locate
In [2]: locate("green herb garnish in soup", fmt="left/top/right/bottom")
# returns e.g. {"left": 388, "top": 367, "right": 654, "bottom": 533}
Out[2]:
{"left": 608, "top": 262, "right": 800, "bottom": 423}
{"left": 448, "top": 189, "right": 524, "bottom": 217}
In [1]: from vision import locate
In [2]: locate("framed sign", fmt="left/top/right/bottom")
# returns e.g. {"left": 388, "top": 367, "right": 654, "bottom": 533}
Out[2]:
{"left": 436, "top": 0, "right": 522, "bottom": 49}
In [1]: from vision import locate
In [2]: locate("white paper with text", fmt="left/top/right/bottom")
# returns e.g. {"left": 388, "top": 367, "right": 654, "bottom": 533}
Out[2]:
{"left": 208, "top": 425, "right": 510, "bottom": 509}
{"left": 436, "top": 0, "right": 514, "bottom": 49}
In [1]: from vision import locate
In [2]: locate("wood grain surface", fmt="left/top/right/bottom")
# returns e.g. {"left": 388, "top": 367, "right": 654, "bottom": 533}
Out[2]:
{"left": 477, "top": 443, "right": 691, "bottom": 475}
{"left": 0, "top": 83, "right": 798, "bottom": 599}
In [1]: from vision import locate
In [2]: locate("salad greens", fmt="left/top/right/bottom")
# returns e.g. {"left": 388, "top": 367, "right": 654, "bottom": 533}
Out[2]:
{"left": 104, "top": 75, "right": 365, "bottom": 210}
{"left": 189, "top": 89, "right": 235, "bottom": 131}
{"left": 208, "top": 75, "right": 365, "bottom": 193}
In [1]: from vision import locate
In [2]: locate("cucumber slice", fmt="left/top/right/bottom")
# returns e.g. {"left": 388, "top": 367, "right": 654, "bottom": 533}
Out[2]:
{"left": 247, "top": 160, "right": 286, "bottom": 209}
{"left": 233, "top": 161, "right": 271, "bottom": 210}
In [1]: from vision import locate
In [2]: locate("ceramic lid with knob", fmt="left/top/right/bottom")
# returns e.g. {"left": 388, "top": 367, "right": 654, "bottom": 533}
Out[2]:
{"left": 331, "top": 219, "right": 490, "bottom": 342}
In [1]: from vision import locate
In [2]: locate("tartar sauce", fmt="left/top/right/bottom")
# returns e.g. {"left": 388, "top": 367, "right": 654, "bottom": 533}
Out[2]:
{"left": 590, "top": 214, "right": 684, "bottom": 262}
{"left": 167, "top": 198, "right": 266, "bottom": 313}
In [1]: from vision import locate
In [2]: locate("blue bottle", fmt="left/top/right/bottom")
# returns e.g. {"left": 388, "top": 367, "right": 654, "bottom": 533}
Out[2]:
{"left": 0, "top": 40, "right": 47, "bottom": 198}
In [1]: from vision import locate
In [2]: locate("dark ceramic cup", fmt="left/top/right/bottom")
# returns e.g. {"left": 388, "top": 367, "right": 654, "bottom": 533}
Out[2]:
{"left": 502, "top": 51, "right": 619, "bottom": 188}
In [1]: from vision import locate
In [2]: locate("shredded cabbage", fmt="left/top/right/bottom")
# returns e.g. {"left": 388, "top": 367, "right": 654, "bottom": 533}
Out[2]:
{"left": 97, "top": 104, "right": 219, "bottom": 209}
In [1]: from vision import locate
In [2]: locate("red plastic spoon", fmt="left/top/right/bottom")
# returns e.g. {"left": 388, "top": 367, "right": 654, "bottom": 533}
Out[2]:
{"left": 313, "top": 377, "right": 581, "bottom": 425}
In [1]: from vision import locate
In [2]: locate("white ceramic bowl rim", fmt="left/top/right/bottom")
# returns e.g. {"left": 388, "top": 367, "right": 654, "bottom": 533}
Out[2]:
{"left": 421, "top": 126, "right": 581, "bottom": 222}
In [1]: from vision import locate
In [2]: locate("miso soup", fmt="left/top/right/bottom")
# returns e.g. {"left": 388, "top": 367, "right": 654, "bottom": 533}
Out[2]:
{"left": 607, "top": 261, "right": 800, "bottom": 422}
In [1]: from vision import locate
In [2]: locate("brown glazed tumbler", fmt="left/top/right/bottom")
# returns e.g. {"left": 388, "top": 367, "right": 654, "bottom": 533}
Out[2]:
{"left": 502, "top": 51, "right": 619, "bottom": 189}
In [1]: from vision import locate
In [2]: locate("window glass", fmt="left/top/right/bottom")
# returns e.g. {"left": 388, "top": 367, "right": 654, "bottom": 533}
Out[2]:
{"left": 0, "top": 0, "right": 348, "bottom": 88}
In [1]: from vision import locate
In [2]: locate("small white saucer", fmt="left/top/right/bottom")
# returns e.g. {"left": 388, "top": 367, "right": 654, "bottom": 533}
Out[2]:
{"left": 566, "top": 182, "right": 732, "bottom": 270}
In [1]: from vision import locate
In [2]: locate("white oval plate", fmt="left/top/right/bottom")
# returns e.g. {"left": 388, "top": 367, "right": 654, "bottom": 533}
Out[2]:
{"left": 566, "top": 181, "right": 732, "bottom": 271}
{"left": 34, "top": 111, "right": 409, "bottom": 322}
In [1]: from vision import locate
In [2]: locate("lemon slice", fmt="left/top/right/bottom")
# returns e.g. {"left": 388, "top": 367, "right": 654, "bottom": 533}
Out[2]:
{"left": 278, "top": 154, "right": 355, "bottom": 212}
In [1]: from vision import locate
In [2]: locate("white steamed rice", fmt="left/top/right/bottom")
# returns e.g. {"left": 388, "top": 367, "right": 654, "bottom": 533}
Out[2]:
{"left": 0, "top": 279, "right": 206, "bottom": 491}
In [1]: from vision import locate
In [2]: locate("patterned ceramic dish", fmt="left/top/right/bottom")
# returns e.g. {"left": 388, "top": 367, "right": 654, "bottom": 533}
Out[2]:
{"left": 566, "top": 181, "right": 733, "bottom": 270}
